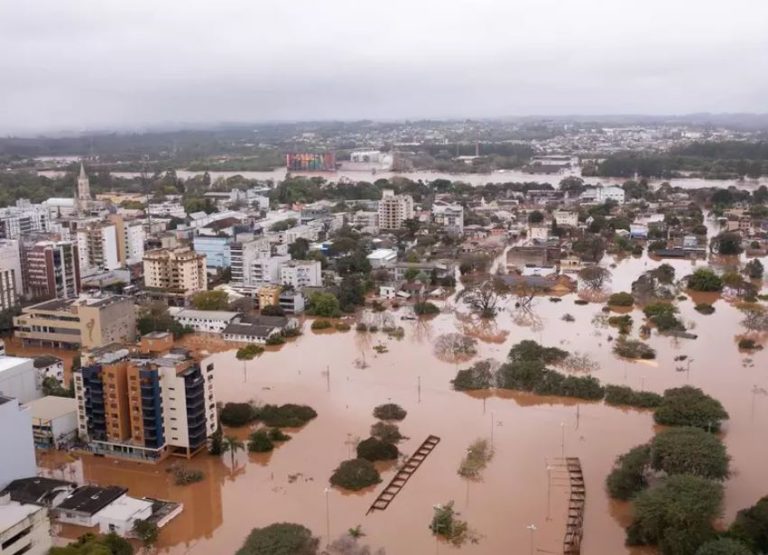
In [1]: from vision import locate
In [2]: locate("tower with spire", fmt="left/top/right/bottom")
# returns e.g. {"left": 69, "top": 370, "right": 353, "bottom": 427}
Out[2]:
{"left": 74, "top": 162, "right": 91, "bottom": 216}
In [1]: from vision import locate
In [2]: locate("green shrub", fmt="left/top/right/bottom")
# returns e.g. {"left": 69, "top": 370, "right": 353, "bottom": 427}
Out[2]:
{"left": 606, "top": 444, "right": 651, "bottom": 500}
{"left": 608, "top": 315, "right": 633, "bottom": 334}
{"left": 695, "top": 303, "right": 715, "bottom": 315}
{"left": 644, "top": 302, "right": 684, "bottom": 331}
{"left": 496, "top": 360, "right": 546, "bottom": 391}
{"left": 334, "top": 322, "right": 351, "bottom": 331}
{"left": 265, "top": 335, "right": 286, "bottom": 345}
{"left": 236, "top": 523, "right": 319, "bottom": 555}
{"left": 356, "top": 437, "right": 399, "bottom": 461}
{"left": 695, "top": 538, "right": 752, "bottom": 555}
{"left": 457, "top": 439, "right": 494, "bottom": 480}
{"left": 414, "top": 302, "right": 440, "bottom": 315}
{"left": 248, "top": 430, "right": 274, "bottom": 452}
{"left": 654, "top": 386, "right": 729, "bottom": 431}
{"left": 650, "top": 427, "right": 729, "bottom": 480}
{"left": 356, "top": 323, "right": 368, "bottom": 332}
{"left": 173, "top": 466, "right": 204, "bottom": 485}
{"left": 613, "top": 338, "right": 656, "bottom": 359}
{"left": 604, "top": 385, "right": 662, "bottom": 408}
{"left": 688, "top": 268, "right": 724, "bottom": 292}
{"left": 311, "top": 319, "right": 332, "bottom": 330}
{"left": 738, "top": 338, "right": 762, "bottom": 350}
{"left": 220, "top": 402, "right": 257, "bottom": 427}
{"left": 268, "top": 428, "right": 292, "bottom": 442}
{"left": 373, "top": 403, "right": 407, "bottom": 421}
{"left": 508, "top": 340, "right": 569, "bottom": 364}
{"left": 626, "top": 475, "right": 723, "bottom": 553}
{"left": 451, "top": 360, "right": 495, "bottom": 390}
{"left": 731, "top": 495, "right": 768, "bottom": 553}
{"left": 329, "top": 459, "right": 381, "bottom": 491}
{"left": 608, "top": 292, "right": 634, "bottom": 306}
{"left": 256, "top": 404, "right": 318, "bottom": 428}
{"left": 370, "top": 422, "right": 404, "bottom": 443}
{"left": 236, "top": 344, "right": 264, "bottom": 360}
{"left": 429, "top": 501, "right": 470, "bottom": 546}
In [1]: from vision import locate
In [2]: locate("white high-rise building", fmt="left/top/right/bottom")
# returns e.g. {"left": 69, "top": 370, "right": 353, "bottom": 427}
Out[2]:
{"left": 231, "top": 239, "right": 289, "bottom": 287}
{"left": 378, "top": 189, "right": 414, "bottom": 230}
{"left": 0, "top": 201, "right": 50, "bottom": 240}
{"left": 431, "top": 202, "right": 464, "bottom": 234}
{"left": 76, "top": 223, "right": 120, "bottom": 277}
{"left": 0, "top": 240, "right": 22, "bottom": 310}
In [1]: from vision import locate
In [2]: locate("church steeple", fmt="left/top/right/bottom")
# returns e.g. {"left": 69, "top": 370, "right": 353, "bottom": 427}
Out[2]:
{"left": 77, "top": 162, "right": 91, "bottom": 201}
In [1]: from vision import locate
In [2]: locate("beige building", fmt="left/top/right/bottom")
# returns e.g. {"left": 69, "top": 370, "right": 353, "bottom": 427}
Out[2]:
{"left": 143, "top": 247, "right": 206, "bottom": 304}
{"left": 13, "top": 293, "right": 136, "bottom": 349}
{"left": 377, "top": 189, "right": 414, "bottom": 230}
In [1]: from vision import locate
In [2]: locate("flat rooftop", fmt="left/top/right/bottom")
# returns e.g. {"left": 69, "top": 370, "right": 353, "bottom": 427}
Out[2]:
{"left": 0, "top": 355, "right": 33, "bottom": 374}
{"left": 0, "top": 501, "right": 43, "bottom": 532}
{"left": 26, "top": 396, "right": 77, "bottom": 421}
{"left": 57, "top": 486, "right": 127, "bottom": 515}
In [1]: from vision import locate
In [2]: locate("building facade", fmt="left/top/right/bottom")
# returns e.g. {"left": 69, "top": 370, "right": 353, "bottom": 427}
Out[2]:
{"left": 377, "top": 189, "right": 414, "bottom": 230}
{"left": 0, "top": 239, "right": 22, "bottom": 311}
{"left": 143, "top": 247, "right": 207, "bottom": 300}
{"left": 0, "top": 502, "right": 51, "bottom": 555}
{"left": 0, "top": 357, "right": 40, "bottom": 405}
{"left": 192, "top": 236, "right": 232, "bottom": 269}
{"left": 0, "top": 201, "right": 50, "bottom": 241}
{"left": 74, "top": 336, "right": 217, "bottom": 462}
{"left": 22, "top": 240, "right": 80, "bottom": 301}
{"left": 76, "top": 223, "right": 120, "bottom": 277}
{"left": 13, "top": 294, "right": 136, "bottom": 350}
{"left": 0, "top": 396, "right": 36, "bottom": 489}
{"left": 431, "top": 203, "right": 464, "bottom": 234}
{"left": 279, "top": 260, "right": 322, "bottom": 289}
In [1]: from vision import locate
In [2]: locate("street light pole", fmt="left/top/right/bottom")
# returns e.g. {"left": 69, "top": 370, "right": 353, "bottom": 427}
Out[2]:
{"left": 491, "top": 411, "right": 495, "bottom": 448}
{"left": 324, "top": 487, "right": 331, "bottom": 547}
{"left": 560, "top": 422, "right": 565, "bottom": 458}
{"left": 526, "top": 524, "right": 537, "bottom": 555}
{"left": 546, "top": 465, "right": 553, "bottom": 520}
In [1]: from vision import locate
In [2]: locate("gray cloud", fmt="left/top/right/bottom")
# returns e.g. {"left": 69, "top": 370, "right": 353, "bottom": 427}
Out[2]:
{"left": 1, "top": 0, "right": 767, "bottom": 134}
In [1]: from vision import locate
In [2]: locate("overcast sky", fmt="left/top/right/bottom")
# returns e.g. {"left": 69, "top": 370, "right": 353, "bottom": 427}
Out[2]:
{"left": 1, "top": 0, "right": 767, "bottom": 135}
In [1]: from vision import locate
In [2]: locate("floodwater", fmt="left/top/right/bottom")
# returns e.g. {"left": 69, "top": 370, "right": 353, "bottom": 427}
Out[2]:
{"left": 37, "top": 167, "right": 768, "bottom": 191}
{"left": 38, "top": 246, "right": 768, "bottom": 555}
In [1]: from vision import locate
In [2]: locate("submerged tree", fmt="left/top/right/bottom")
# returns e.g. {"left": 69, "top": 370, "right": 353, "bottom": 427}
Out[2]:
{"left": 457, "top": 278, "right": 508, "bottom": 319}
{"left": 578, "top": 265, "right": 612, "bottom": 291}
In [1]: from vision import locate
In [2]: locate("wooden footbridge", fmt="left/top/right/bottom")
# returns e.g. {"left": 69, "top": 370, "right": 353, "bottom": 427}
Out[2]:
{"left": 366, "top": 435, "right": 440, "bottom": 515}
{"left": 563, "top": 457, "right": 585, "bottom": 554}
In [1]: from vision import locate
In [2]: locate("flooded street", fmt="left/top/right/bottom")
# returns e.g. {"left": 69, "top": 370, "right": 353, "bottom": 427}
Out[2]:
{"left": 37, "top": 248, "right": 768, "bottom": 554}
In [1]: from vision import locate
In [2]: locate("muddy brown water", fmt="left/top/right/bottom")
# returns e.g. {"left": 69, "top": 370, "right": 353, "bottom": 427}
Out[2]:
{"left": 38, "top": 251, "right": 768, "bottom": 555}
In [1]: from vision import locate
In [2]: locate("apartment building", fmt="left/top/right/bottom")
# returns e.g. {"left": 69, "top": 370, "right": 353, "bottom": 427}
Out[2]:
{"left": 76, "top": 222, "right": 120, "bottom": 277}
{"left": 0, "top": 201, "right": 50, "bottom": 240}
{"left": 431, "top": 202, "right": 464, "bottom": 234}
{"left": 0, "top": 239, "right": 22, "bottom": 311}
{"left": 580, "top": 186, "right": 626, "bottom": 204}
{"left": 279, "top": 260, "right": 322, "bottom": 289}
{"left": 230, "top": 239, "right": 289, "bottom": 290}
{"left": 74, "top": 333, "right": 217, "bottom": 462}
{"left": 107, "top": 214, "right": 146, "bottom": 266}
{"left": 377, "top": 189, "right": 414, "bottom": 230}
{"left": 22, "top": 240, "right": 80, "bottom": 301}
{"left": 143, "top": 247, "right": 207, "bottom": 303}
{"left": 192, "top": 236, "right": 232, "bottom": 269}
{"left": 0, "top": 501, "right": 51, "bottom": 555}
{"left": 13, "top": 293, "right": 136, "bottom": 350}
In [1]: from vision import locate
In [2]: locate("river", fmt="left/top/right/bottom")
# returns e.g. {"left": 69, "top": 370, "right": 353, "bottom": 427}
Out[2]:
{"left": 37, "top": 167, "right": 768, "bottom": 191}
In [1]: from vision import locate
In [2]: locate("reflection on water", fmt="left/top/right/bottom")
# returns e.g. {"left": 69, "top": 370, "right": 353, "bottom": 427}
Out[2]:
{"left": 37, "top": 249, "right": 768, "bottom": 555}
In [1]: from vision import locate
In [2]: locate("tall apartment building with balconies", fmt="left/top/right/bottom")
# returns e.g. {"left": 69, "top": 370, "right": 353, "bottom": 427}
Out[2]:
{"left": 0, "top": 239, "right": 23, "bottom": 311}
{"left": 22, "top": 240, "right": 80, "bottom": 301}
{"left": 377, "top": 189, "right": 414, "bottom": 230}
{"left": 279, "top": 260, "right": 322, "bottom": 289}
{"left": 76, "top": 222, "right": 120, "bottom": 277}
{"left": 74, "top": 333, "right": 217, "bottom": 462}
{"left": 143, "top": 247, "right": 207, "bottom": 304}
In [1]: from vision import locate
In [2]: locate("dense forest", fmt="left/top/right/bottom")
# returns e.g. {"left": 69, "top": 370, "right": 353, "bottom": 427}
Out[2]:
{"left": 591, "top": 141, "right": 768, "bottom": 179}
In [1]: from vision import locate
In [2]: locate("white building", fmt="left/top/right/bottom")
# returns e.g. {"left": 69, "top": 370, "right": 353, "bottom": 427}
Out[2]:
{"left": 580, "top": 186, "right": 625, "bottom": 204}
{"left": 171, "top": 309, "right": 239, "bottom": 333}
{"left": 94, "top": 495, "right": 153, "bottom": 536}
{"left": 0, "top": 240, "right": 22, "bottom": 310}
{"left": 76, "top": 223, "right": 120, "bottom": 277}
{"left": 123, "top": 221, "right": 146, "bottom": 265}
{"left": 553, "top": 210, "right": 579, "bottom": 227}
{"left": 367, "top": 249, "right": 398, "bottom": 268}
{"left": 353, "top": 211, "right": 379, "bottom": 232}
{"left": 26, "top": 396, "right": 78, "bottom": 449}
{"left": 0, "top": 201, "right": 50, "bottom": 241}
{"left": 0, "top": 500, "right": 51, "bottom": 555}
{"left": 280, "top": 260, "right": 322, "bottom": 289}
{"left": 33, "top": 356, "right": 64, "bottom": 385}
{"left": 528, "top": 225, "right": 550, "bottom": 242}
{"left": 431, "top": 203, "right": 464, "bottom": 234}
{"left": 0, "top": 357, "right": 40, "bottom": 405}
{"left": 0, "top": 396, "right": 36, "bottom": 490}
{"left": 231, "top": 239, "right": 290, "bottom": 288}
{"left": 378, "top": 190, "right": 414, "bottom": 230}
{"left": 147, "top": 201, "right": 186, "bottom": 219}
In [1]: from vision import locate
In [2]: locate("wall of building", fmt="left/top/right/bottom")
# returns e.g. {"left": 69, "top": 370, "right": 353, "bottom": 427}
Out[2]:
{"left": 0, "top": 358, "right": 40, "bottom": 405}
{"left": 0, "top": 398, "right": 36, "bottom": 489}
{"left": 0, "top": 503, "right": 51, "bottom": 555}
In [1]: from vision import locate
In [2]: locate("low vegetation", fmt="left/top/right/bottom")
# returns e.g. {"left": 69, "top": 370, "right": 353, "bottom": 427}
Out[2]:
{"left": 413, "top": 301, "right": 440, "bottom": 315}
{"left": 650, "top": 427, "right": 729, "bottom": 480}
{"left": 356, "top": 437, "right": 399, "bottom": 462}
{"left": 370, "top": 422, "right": 404, "bottom": 443}
{"left": 607, "top": 292, "right": 634, "bottom": 307}
{"left": 329, "top": 459, "right": 381, "bottom": 491}
{"left": 457, "top": 439, "right": 494, "bottom": 480}
{"left": 236, "top": 344, "right": 264, "bottom": 361}
{"left": 604, "top": 385, "right": 662, "bottom": 409}
{"left": 430, "top": 501, "right": 473, "bottom": 546}
{"left": 653, "top": 386, "right": 729, "bottom": 431}
{"left": 613, "top": 337, "right": 656, "bottom": 359}
{"left": 451, "top": 360, "right": 496, "bottom": 391}
{"left": 608, "top": 315, "right": 633, "bottom": 335}
{"left": 606, "top": 444, "right": 651, "bottom": 500}
{"left": 220, "top": 402, "right": 317, "bottom": 428}
{"left": 373, "top": 403, "right": 407, "bottom": 421}
{"left": 173, "top": 465, "right": 204, "bottom": 485}
{"left": 248, "top": 430, "right": 274, "bottom": 452}
{"left": 311, "top": 319, "right": 333, "bottom": 330}
{"left": 688, "top": 268, "right": 724, "bottom": 292}
{"left": 695, "top": 303, "right": 716, "bottom": 315}
{"left": 235, "top": 523, "right": 319, "bottom": 555}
